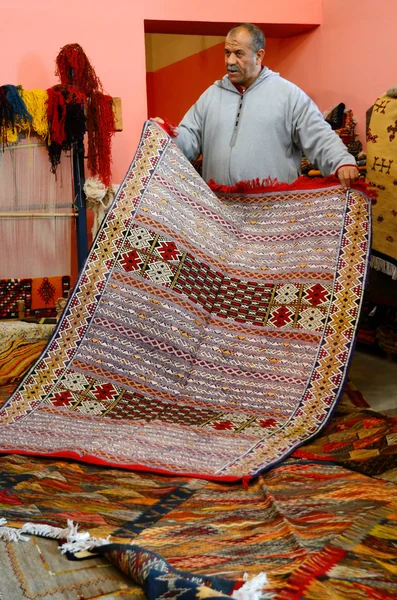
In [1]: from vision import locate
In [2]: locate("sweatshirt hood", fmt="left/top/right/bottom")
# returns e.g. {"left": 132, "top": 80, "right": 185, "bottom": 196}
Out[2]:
{"left": 215, "top": 67, "right": 279, "bottom": 93}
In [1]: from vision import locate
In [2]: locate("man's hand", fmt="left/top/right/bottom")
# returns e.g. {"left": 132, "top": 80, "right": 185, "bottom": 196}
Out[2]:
{"left": 149, "top": 117, "right": 164, "bottom": 124}
{"left": 337, "top": 165, "right": 360, "bottom": 191}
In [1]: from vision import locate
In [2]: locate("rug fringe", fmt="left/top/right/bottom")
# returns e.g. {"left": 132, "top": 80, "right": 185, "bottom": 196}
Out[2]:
{"left": 0, "top": 518, "right": 30, "bottom": 542}
{"left": 371, "top": 255, "right": 397, "bottom": 280}
{"left": 160, "top": 118, "right": 178, "bottom": 138}
{"left": 207, "top": 176, "right": 377, "bottom": 201}
{"left": 60, "top": 535, "right": 111, "bottom": 554}
{"left": 0, "top": 518, "right": 110, "bottom": 553}
{"left": 21, "top": 519, "right": 78, "bottom": 539}
{"left": 232, "top": 572, "right": 268, "bottom": 599}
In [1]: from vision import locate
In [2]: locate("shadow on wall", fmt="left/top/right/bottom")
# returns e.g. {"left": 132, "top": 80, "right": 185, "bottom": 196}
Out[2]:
{"left": 17, "top": 54, "right": 53, "bottom": 89}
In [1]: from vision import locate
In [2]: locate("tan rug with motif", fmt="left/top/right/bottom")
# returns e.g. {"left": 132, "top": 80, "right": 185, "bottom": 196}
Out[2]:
{"left": 366, "top": 91, "right": 397, "bottom": 279}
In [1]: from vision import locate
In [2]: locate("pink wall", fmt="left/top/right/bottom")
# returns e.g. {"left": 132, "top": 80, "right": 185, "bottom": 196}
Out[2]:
{"left": 274, "top": 0, "right": 397, "bottom": 144}
{"left": 0, "top": 0, "right": 321, "bottom": 183}
{"left": 2, "top": 0, "right": 395, "bottom": 179}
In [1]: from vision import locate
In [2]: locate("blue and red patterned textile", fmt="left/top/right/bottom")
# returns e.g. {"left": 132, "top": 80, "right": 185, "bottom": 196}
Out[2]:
{"left": 0, "top": 122, "right": 371, "bottom": 481}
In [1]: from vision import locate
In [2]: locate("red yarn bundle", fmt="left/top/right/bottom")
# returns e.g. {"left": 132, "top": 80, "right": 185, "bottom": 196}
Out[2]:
{"left": 54, "top": 43, "right": 116, "bottom": 186}
{"left": 87, "top": 92, "right": 115, "bottom": 187}
{"left": 46, "top": 85, "right": 86, "bottom": 145}
{"left": 55, "top": 43, "right": 103, "bottom": 96}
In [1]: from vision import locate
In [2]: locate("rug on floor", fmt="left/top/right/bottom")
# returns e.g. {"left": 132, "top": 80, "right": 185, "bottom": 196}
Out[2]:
{"left": 1, "top": 453, "right": 396, "bottom": 598}
{"left": 1, "top": 375, "right": 396, "bottom": 598}
{"left": 0, "top": 338, "right": 47, "bottom": 386}
{"left": 0, "top": 536, "right": 143, "bottom": 600}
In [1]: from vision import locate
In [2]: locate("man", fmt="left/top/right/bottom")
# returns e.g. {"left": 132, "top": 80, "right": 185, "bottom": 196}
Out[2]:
{"left": 152, "top": 23, "right": 359, "bottom": 190}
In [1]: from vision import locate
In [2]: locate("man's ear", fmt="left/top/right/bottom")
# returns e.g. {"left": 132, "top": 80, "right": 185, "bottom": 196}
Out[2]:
{"left": 256, "top": 49, "right": 265, "bottom": 64}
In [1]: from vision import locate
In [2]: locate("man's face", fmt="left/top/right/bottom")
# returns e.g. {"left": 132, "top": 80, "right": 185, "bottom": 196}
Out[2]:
{"left": 224, "top": 28, "right": 264, "bottom": 88}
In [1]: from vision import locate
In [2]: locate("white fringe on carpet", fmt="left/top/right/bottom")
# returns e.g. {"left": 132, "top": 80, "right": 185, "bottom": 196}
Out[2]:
{"left": 0, "top": 518, "right": 268, "bottom": 596}
{"left": 371, "top": 255, "right": 397, "bottom": 280}
{"left": 232, "top": 572, "right": 268, "bottom": 600}
{"left": 0, "top": 518, "right": 30, "bottom": 542}
{"left": 0, "top": 518, "right": 110, "bottom": 553}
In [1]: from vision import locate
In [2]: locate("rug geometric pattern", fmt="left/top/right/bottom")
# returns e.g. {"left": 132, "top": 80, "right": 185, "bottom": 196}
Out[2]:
{"left": 0, "top": 122, "right": 372, "bottom": 480}
{"left": 99, "top": 462, "right": 397, "bottom": 594}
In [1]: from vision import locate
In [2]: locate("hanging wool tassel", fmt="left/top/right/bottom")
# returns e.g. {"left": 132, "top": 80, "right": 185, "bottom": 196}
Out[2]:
{"left": 46, "top": 85, "right": 68, "bottom": 151}
{"left": 55, "top": 43, "right": 103, "bottom": 96}
{"left": 0, "top": 86, "right": 15, "bottom": 145}
{"left": 46, "top": 84, "right": 86, "bottom": 172}
{"left": 0, "top": 84, "right": 32, "bottom": 147}
{"left": 86, "top": 92, "right": 115, "bottom": 187}
{"left": 47, "top": 85, "right": 86, "bottom": 145}
{"left": 4, "top": 85, "right": 32, "bottom": 125}
{"left": 3, "top": 88, "right": 48, "bottom": 143}
{"left": 19, "top": 88, "right": 49, "bottom": 139}
{"left": 55, "top": 43, "right": 116, "bottom": 186}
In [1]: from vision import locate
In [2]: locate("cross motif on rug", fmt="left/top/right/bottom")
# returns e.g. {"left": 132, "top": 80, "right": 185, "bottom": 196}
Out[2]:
{"left": 374, "top": 99, "right": 390, "bottom": 114}
{"left": 371, "top": 156, "right": 394, "bottom": 175}
{"left": 366, "top": 128, "right": 378, "bottom": 144}
{"left": 387, "top": 120, "right": 397, "bottom": 142}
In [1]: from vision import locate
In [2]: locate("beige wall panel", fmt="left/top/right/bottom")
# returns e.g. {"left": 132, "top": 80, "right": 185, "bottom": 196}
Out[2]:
{"left": 145, "top": 33, "right": 225, "bottom": 72}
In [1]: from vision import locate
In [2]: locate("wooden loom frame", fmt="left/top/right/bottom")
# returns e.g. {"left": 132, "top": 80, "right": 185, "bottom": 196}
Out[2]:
{"left": 1, "top": 97, "right": 123, "bottom": 276}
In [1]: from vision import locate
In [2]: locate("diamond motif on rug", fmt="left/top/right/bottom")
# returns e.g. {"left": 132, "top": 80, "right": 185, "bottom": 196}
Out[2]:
{"left": 37, "top": 278, "right": 56, "bottom": 305}
{"left": 144, "top": 260, "right": 175, "bottom": 284}
{"left": 128, "top": 226, "right": 155, "bottom": 249}
{"left": 297, "top": 307, "right": 327, "bottom": 331}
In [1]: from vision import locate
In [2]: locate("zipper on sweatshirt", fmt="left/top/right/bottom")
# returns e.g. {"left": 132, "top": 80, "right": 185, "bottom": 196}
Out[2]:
{"left": 230, "top": 93, "right": 245, "bottom": 148}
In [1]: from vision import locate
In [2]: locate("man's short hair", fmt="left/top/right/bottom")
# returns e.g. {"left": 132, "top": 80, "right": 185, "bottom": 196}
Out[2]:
{"left": 227, "top": 23, "right": 266, "bottom": 53}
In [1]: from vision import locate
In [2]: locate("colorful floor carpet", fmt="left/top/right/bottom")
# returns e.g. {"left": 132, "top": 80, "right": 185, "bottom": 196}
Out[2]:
{"left": 1, "top": 445, "right": 396, "bottom": 598}
{"left": 0, "top": 122, "right": 372, "bottom": 481}
{"left": 0, "top": 337, "right": 47, "bottom": 386}
{"left": 294, "top": 386, "right": 397, "bottom": 481}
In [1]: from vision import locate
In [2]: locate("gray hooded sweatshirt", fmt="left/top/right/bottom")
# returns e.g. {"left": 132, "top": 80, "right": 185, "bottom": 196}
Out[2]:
{"left": 174, "top": 68, "right": 356, "bottom": 185}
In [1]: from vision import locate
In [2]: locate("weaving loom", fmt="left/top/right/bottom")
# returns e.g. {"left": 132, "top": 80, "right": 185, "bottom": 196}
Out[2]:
{"left": 0, "top": 137, "right": 74, "bottom": 281}
{"left": 0, "top": 135, "right": 74, "bottom": 389}
{"left": 0, "top": 121, "right": 371, "bottom": 481}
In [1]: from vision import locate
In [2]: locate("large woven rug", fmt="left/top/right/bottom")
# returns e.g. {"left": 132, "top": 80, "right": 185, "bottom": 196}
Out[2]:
{"left": 0, "top": 122, "right": 371, "bottom": 481}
